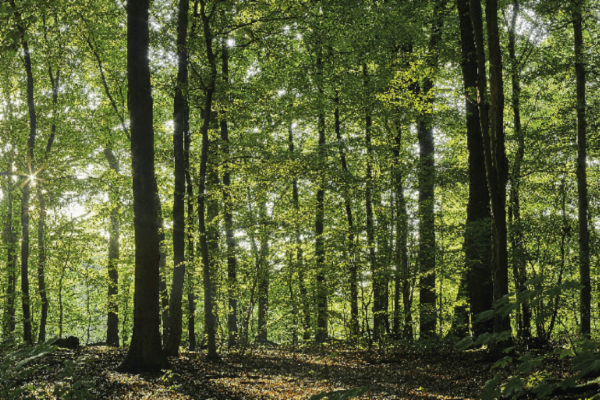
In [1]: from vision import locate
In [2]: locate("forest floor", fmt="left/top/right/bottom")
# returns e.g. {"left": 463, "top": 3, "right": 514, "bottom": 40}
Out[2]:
{"left": 7, "top": 341, "right": 600, "bottom": 399}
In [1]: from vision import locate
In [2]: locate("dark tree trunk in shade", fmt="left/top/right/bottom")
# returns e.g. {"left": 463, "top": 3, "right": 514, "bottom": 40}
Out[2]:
{"left": 418, "top": 0, "right": 446, "bottom": 338}
{"left": 184, "top": 106, "right": 196, "bottom": 350}
{"left": 256, "top": 202, "right": 270, "bottom": 342}
{"left": 105, "top": 147, "right": 121, "bottom": 347}
{"left": 117, "top": 0, "right": 167, "bottom": 372}
{"left": 197, "top": 0, "right": 219, "bottom": 360}
{"left": 334, "top": 95, "right": 358, "bottom": 339}
{"left": 206, "top": 136, "right": 220, "bottom": 346}
{"left": 288, "top": 125, "right": 310, "bottom": 341}
{"left": 157, "top": 199, "right": 169, "bottom": 342}
{"left": 3, "top": 156, "right": 17, "bottom": 337}
{"left": 391, "top": 120, "right": 412, "bottom": 340}
{"left": 507, "top": 0, "right": 531, "bottom": 339}
{"left": 11, "top": 0, "right": 36, "bottom": 344}
{"left": 573, "top": 0, "right": 590, "bottom": 337}
{"left": 221, "top": 44, "right": 238, "bottom": 348}
{"left": 164, "top": 0, "right": 190, "bottom": 357}
{"left": 314, "top": 46, "right": 327, "bottom": 344}
{"left": 457, "top": 0, "right": 493, "bottom": 337}
{"left": 469, "top": 0, "right": 511, "bottom": 355}
{"left": 36, "top": 66, "right": 59, "bottom": 343}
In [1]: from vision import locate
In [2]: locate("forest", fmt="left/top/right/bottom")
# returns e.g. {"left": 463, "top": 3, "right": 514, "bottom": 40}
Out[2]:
{"left": 1, "top": 0, "right": 600, "bottom": 398}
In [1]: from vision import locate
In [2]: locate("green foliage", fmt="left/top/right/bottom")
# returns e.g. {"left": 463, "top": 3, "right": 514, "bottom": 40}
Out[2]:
{"left": 0, "top": 341, "right": 56, "bottom": 399}
{"left": 52, "top": 359, "right": 95, "bottom": 400}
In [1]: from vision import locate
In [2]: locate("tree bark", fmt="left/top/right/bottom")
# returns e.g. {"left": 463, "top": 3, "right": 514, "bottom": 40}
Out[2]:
{"left": 185, "top": 105, "right": 196, "bottom": 350}
{"left": 314, "top": 46, "right": 327, "bottom": 343}
{"left": 221, "top": 43, "right": 238, "bottom": 348}
{"left": 256, "top": 202, "right": 270, "bottom": 342}
{"left": 457, "top": 0, "right": 493, "bottom": 337}
{"left": 2, "top": 155, "right": 17, "bottom": 337}
{"left": 391, "top": 119, "right": 412, "bottom": 340}
{"left": 418, "top": 0, "right": 446, "bottom": 338}
{"left": 117, "top": 0, "right": 167, "bottom": 372}
{"left": 573, "top": 0, "right": 590, "bottom": 337}
{"left": 11, "top": 0, "right": 36, "bottom": 344}
{"left": 105, "top": 148, "right": 121, "bottom": 346}
{"left": 469, "top": 0, "right": 511, "bottom": 354}
{"left": 288, "top": 124, "right": 310, "bottom": 341}
{"left": 334, "top": 94, "right": 358, "bottom": 339}
{"left": 507, "top": 0, "right": 531, "bottom": 339}
{"left": 197, "top": 0, "right": 219, "bottom": 360}
{"left": 164, "top": 0, "right": 190, "bottom": 357}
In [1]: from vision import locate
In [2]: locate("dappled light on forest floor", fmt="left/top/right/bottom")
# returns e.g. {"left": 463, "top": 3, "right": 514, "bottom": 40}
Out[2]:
{"left": 8, "top": 345, "right": 505, "bottom": 399}
{"left": 6, "top": 343, "right": 598, "bottom": 399}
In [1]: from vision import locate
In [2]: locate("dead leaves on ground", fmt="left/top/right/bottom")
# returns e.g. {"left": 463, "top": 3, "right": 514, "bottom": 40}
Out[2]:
{"left": 10, "top": 345, "right": 516, "bottom": 399}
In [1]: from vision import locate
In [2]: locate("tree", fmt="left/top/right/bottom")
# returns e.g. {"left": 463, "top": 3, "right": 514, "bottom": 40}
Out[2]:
{"left": 117, "top": 0, "right": 167, "bottom": 372}
{"left": 457, "top": 0, "right": 493, "bottom": 337}
{"left": 469, "top": 0, "right": 511, "bottom": 353}
{"left": 572, "top": 0, "right": 590, "bottom": 338}
{"left": 164, "top": 0, "right": 190, "bottom": 357}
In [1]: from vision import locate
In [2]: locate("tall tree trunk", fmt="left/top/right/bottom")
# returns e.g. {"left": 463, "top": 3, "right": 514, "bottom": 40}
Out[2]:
{"left": 11, "top": 0, "right": 36, "bottom": 344}
{"left": 197, "top": 0, "right": 219, "bottom": 360}
{"left": 418, "top": 0, "right": 446, "bottom": 338}
{"left": 314, "top": 46, "right": 327, "bottom": 343}
{"left": 206, "top": 136, "right": 220, "bottom": 345}
{"left": 117, "top": 0, "right": 167, "bottom": 372}
{"left": 364, "top": 72, "right": 382, "bottom": 340}
{"left": 105, "top": 148, "right": 121, "bottom": 346}
{"left": 469, "top": 0, "right": 511, "bottom": 355}
{"left": 288, "top": 124, "right": 310, "bottom": 341}
{"left": 457, "top": 0, "right": 493, "bottom": 337}
{"left": 573, "top": 0, "right": 590, "bottom": 337}
{"left": 392, "top": 120, "right": 412, "bottom": 339}
{"left": 185, "top": 106, "right": 196, "bottom": 350}
{"left": 164, "top": 0, "right": 190, "bottom": 357}
{"left": 334, "top": 94, "right": 358, "bottom": 339}
{"left": 36, "top": 66, "right": 60, "bottom": 343}
{"left": 3, "top": 156, "right": 17, "bottom": 337}
{"left": 507, "top": 0, "right": 531, "bottom": 339}
{"left": 256, "top": 202, "right": 270, "bottom": 342}
{"left": 221, "top": 43, "right": 238, "bottom": 348}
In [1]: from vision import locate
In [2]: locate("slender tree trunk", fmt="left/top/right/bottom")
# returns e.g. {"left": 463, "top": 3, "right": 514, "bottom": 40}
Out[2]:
{"left": 315, "top": 47, "right": 327, "bottom": 343}
{"left": 418, "top": 0, "right": 446, "bottom": 338}
{"left": 35, "top": 67, "right": 60, "bottom": 343}
{"left": 256, "top": 202, "right": 270, "bottom": 342}
{"left": 457, "top": 0, "right": 493, "bottom": 337}
{"left": 11, "top": 0, "right": 36, "bottom": 344}
{"left": 185, "top": 106, "right": 196, "bottom": 350}
{"left": 221, "top": 43, "right": 238, "bottom": 348}
{"left": 3, "top": 156, "right": 17, "bottom": 337}
{"left": 469, "top": 0, "right": 511, "bottom": 355}
{"left": 573, "top": 0, "right": 590, "bottom": 337}
{"left": 206, "top": 136, "right": 220, "bottom": 345}
{"left": 364, "top": 74, "right": 382, "bottom": 340}
{"left": 118, "top": 0, "right": 167, "bottom": 372}
{"left": 164, "top": 0, "right": 190, "bottom": 357}
{"left": 105, "top": 148, "right": 121, "bottom": 346}
{"left": 197, "top": 0, "right": 218, "bottom": 360}
{"left": 7, "top": 5, "right": 31, "bottom": 345}
{"left": 334, "top": 95, "right": 358, "bottom": 339}
{"left": 288, "top": 125, "right": 310, "bottom": 341}
{"left": 391, "top": 120, "right": 412, "bottom": 339}
{"left": 507, "top": 0, "right": 531, "bottom": 340}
